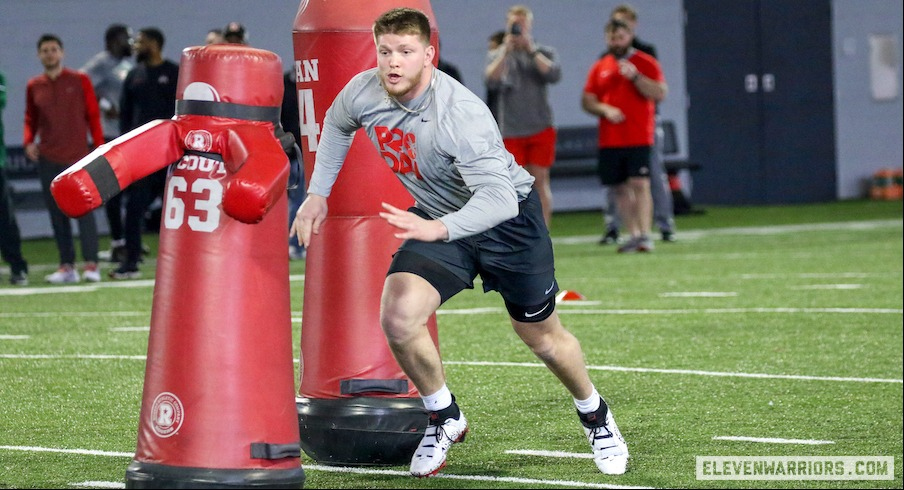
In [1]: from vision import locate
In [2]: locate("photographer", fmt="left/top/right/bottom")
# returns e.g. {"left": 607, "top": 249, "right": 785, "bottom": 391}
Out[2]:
{"left": 484, "top": 4, "right": 561, "bottom": 228}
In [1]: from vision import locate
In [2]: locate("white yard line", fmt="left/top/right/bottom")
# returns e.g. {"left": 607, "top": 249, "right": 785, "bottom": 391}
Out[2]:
{"left": 305, "top": 464, "right": 653, "bottom": 489}
{"left": 507, "top": 449, "right": 594, "bottom": 459}
{"left": 440, "top": 306, "right": 902, "bottom": 315}
{"left": 712, "top": 436, "right": 835, "bottom": 445}
{"left": 741, "top": 272, "right": 873, "bottom": 279}
{"left": 1, "top": 354, "right": 899, "bottom": 384}
{"left": 0, "top": 445, "right": 651, "bottom": 490}
{"left": 792, "top": 284, "right": 865, "bottom": 290}
{"left": 0, "top": 275, "right": 305, "bottom": 297}
{"left": 552, "top": 219, "right": 902, "bottom": 245}
{"left": 0, "top": 311, "right": 147, "bottom": 318}
{"left": 658, "top": 292, "right": 738, "bottom": 297}
{"left": 72, "top": 482, "right": 125, "bottom": 489}
{"left": 445, "top": 361, "right": 903, "bottom": 384}
{"left": 6, "top": 306, "right": 896, "bottom": 318}
{"left": 0, "top": 445, "right": 133, "bottom": 458}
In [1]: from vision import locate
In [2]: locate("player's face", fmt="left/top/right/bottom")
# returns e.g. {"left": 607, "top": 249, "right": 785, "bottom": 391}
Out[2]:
{"left": 38, "top": 41, "right": 63, "bottom": 71}
{"left": 376, "top": 32, "right": 435, "bottom": 102}
{"left": 606, "top": 28, "right": 632, "bottom": 58}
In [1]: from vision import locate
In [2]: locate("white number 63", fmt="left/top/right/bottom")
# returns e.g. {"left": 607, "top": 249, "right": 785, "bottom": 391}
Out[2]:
{"left": 163, "top": 176, "right": 223, "bottom": 233}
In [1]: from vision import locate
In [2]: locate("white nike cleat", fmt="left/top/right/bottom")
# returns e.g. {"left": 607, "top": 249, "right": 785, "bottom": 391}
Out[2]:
{"left": 579, "top": 400, "right": 629, "bottom": 475}
{"left": 410, "top": 409, "right": 468, "bottom": 478}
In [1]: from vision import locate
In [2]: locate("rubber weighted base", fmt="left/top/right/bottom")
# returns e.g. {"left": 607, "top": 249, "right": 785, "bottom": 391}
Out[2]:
{"left": 296, "top": 397, "right": 427, "bottom": 466}
{"left": 125, "top": 460, "right": 305, "bottom": 489}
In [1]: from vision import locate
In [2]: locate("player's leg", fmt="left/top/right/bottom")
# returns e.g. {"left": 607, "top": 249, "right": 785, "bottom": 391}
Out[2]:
{"left": 508, "top": 299, "right": 629, "bottom": 475}
{"left": 485, "top": 192, "right": 628, "bottom": 474}
{"left": 384, "top": 242, "right": 474, "bottom": 477}
{"left": 380, "top": 270, "right": 445, "bottom": 395}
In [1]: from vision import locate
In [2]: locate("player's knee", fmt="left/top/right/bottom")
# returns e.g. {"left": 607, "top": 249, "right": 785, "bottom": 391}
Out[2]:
{"left": 380, "top": 304, "right": 424, "bottom": 346}
{"left": 505, "top": 297, "right": 555, "bottom": 323}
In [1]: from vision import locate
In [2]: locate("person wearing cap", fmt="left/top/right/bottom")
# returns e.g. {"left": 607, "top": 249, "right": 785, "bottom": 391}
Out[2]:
{"left": 223, "top": 22, "right": 247, "bottom": 44}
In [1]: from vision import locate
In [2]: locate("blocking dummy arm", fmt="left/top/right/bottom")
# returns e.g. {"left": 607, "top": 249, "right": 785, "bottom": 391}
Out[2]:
{"left": 50, "top": 119, "right": 183, "bottom": 218}
{"left": 220, "top": 124, "right": 290, "bottom": 224}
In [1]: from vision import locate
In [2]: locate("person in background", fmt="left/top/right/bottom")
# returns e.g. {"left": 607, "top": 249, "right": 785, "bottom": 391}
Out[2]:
{"left": 484, "top": 30, "right": 506, "bottom": 121}
{"left": 292, "top": 6, "right": 628, "bottom": 478}
{"left": 600, "top": 3, "right": 676, "bottom": 244}
{"left": 581, "top": 19, "right": 667, "bottom": 253}
{"left": 436, "top": 38, "right": 463, "bottom": 84}
{"left": 111, "top": 27, "right": 178, "bottom": 279}
{"left": 282, "top": 68, "right": 305, "bottom": 260}
{"left": 205, "top": 28, "right": 224, "bottom": 45}
{"left": 80, "top": 23, "right": 134, "bottom": 263}
{"left": 24, "top": 34, "right": 104, "bottom": 283}
{"left": 1, "top": 67, "right": 30, "bottom": 286}
{"left": 223, "top": 22, "right": 247, "bottom": 45}
{"left": 484, "top": 5, "right": 561, "bottom": 228}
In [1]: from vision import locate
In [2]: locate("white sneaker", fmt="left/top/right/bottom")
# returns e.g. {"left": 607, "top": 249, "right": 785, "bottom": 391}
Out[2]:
{"left": 45, "top": 266, "right": 80, "bottom": 284}
{"left": 580, "top": 402, "right": 629, "bottom": 475}
{"left": 410, "top": 408, "right": 468, "bottom": 478}
{"left": 83, "top": 264, "right": 101, "bottom": 283}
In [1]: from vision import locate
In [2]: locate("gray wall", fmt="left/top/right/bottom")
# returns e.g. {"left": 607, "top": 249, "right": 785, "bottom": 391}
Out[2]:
{"left": 832, "top": 0, "right": 904, "bottom": 198}
{"left": 2, "top": 0, "right": 901, "bottom": 201}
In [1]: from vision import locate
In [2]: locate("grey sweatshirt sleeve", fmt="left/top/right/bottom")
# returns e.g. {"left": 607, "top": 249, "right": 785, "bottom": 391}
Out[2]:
{"left": 435, "top": 100, "right": 520, "bottom": 240}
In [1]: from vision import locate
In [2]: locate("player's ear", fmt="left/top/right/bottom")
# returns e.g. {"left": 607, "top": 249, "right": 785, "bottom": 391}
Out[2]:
{"left": 424, "top": 43, "right": 435, "bottom": 65}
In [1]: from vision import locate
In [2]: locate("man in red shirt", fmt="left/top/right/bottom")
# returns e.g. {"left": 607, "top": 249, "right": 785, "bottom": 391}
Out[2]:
{"left": 24, "top": 33, "right": 105, "bottom": 283}
{"left": 581, "top": 19, "right": 667, "bottom": 253}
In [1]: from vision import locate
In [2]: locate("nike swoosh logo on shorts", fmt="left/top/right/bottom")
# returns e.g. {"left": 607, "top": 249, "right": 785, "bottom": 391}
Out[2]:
{"left": 544, "top": 282, "right": 556, "bottom": 295}
{"left": 524, "top": 302, "right": 550, "bottom": 318}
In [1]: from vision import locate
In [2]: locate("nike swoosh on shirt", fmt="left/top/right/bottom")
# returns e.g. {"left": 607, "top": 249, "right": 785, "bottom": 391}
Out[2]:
{"left": 544, "top": 282, "right": 556, "bottom": 295}
{"left": 524, "top": 302, "right": 551, "bottom": 318}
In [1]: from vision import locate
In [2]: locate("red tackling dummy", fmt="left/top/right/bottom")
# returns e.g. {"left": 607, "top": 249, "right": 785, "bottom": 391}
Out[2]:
{"left": 52, "top": 44, "right": 304, "bottom": 488}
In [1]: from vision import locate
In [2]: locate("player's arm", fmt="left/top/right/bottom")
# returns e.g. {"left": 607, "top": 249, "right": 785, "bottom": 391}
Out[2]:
{"left": 581, "top": 92, "right": 624, "bottom": 123}
{"left": 619, "top": 59, "right": 667, "bottom": 102}
{"left": 435, "top": 101, "right": 520, "bottom": 241}
{"left": 291, "top": 193, "right": 328, "bottom": 248}
{"left": 80, "top": 73, "right": 105, "bottom": 148}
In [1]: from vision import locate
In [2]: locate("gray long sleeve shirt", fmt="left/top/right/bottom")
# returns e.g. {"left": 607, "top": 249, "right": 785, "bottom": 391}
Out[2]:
{"left": 484, "top": 43, "right": 561, "bottom": 137}
{"left": 307, "top": 67, "right": 535, "bottom": 241}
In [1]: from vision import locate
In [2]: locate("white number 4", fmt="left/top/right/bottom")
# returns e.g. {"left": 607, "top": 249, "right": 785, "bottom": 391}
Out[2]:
{"left": 298, "top": 88, "right": 320, "bottom": 151}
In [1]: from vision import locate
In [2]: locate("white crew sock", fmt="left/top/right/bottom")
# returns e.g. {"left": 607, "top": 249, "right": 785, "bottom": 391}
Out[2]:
{"left": 574, "top": 387, "right": 601, "bottom": 414}
{"left": 421, "top": 384, "right": 453, "bottom": 412}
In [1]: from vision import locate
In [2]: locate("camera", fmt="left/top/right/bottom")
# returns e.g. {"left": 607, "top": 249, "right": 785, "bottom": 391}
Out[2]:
{"left": 509, "top": 23, "right": 522, "bottom": 36}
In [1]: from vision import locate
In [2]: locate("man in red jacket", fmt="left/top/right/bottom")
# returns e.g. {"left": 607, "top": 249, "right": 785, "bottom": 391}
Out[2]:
{"left": 581, "top": 19, "right": 667, "bottom": 253}
{"left": 24, "top": 33, "right": 105, "bottom": 283}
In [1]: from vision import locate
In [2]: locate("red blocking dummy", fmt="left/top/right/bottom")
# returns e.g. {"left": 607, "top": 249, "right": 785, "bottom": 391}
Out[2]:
{"left": 292, "top": 0, "right": 441, "bottom": 466}
{"left": 117, "top": 46, "right": 303, "bottom": 488}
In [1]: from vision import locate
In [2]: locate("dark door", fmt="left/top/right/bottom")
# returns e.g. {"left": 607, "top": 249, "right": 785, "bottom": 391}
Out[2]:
{"left": 685, "top": 0, "right": 836, "bottom": 205}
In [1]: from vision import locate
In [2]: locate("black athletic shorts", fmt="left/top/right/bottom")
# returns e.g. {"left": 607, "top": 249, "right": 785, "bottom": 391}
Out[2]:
{"left": 387, "top": 191, "right": 559, "bottom": 306}
{"left": 597, "top": 146, "right": 652, "bottom": 186}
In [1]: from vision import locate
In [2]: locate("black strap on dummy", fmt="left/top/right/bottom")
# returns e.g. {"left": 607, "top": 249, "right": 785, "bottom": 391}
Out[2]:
{"left": 340, "top": 379, "right": 409, "bottom": 395}
{"left": 83, "top": 155, "right": 122, "bottom": 202}
{"left": 250, "top": 442, "right": 302, "bottom": 460}
{"left": 175, "top": 99, "right": 280, "bottom": 125}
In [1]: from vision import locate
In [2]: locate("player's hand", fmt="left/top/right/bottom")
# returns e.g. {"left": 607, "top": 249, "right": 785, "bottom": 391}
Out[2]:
{"left": 25, "top": 143, "right": 39, "bottom": 162}
{"left": 379, "top": 202, "right": 449, "bottom": 242}
{"left": 603, "top": 105, "right": 626, "bottom": 124}
{"left": 618, "top": 59, "right": 639, "bottom": 81}
{"left": 290, "top": 194, "right": 327, "bottom": 248}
